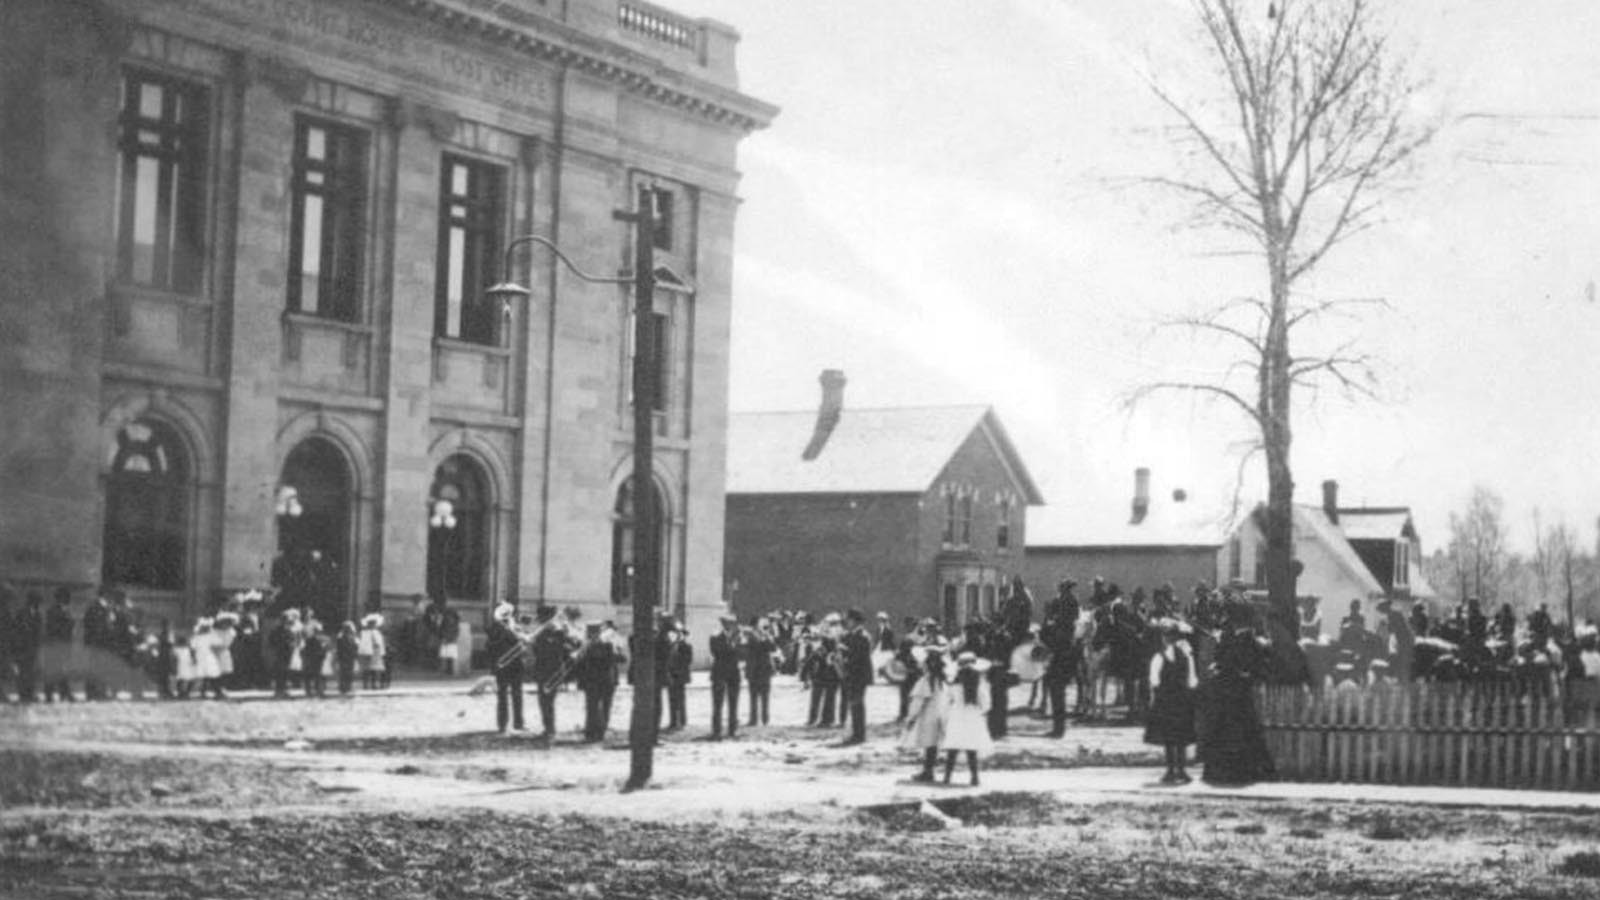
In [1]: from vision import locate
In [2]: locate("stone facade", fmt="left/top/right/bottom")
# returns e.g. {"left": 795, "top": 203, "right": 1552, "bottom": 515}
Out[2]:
{"left": 0, "top": 0, "right": 775, "bottom": 645}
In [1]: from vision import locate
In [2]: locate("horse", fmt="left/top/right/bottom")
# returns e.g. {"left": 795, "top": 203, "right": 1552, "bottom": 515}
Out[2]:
{"left": 1074, "top": 609, "right": 1114, "bottom": 720}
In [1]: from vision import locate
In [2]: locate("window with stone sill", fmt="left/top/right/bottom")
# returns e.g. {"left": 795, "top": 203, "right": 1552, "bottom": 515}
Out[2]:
{"left": 116, "top": 69, "right": 210, "bottom": 295}
{"left": 435, "top": 155, "right": 505, "bottom": 347}
{"left": 288, "top": 116, "right": 369, "bottom": 322}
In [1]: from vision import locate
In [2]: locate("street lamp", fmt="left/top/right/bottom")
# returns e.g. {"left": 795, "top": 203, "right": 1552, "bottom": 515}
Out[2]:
{"left": 486, "top": 187, "right": 667, "bottom": 792}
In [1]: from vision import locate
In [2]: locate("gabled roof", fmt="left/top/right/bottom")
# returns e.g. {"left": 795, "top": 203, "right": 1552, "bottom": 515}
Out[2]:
{"left": 726, "top": 405, "right": 1042, "bottom": 503}
{"left": 1337, "top": 508, "right": 1417, "bottom": 542}
{"left": 1289, "top": 504, "right": 1385, "bottom": 595}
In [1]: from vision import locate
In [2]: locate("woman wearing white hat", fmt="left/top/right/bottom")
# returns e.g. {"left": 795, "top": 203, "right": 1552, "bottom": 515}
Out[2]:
{"left": 938, "top": 651, "right": 994, "bottom": 785}
{"left": 358, "top": 614, "right": 386, "bottom": 690}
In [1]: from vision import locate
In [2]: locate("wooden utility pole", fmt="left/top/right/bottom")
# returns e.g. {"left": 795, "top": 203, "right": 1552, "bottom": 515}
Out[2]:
{"left": 622, "top": 187, "right": 659, "bottom": 792}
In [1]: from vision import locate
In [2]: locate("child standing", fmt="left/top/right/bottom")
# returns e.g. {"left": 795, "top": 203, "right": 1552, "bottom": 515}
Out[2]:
{"left": 357, "top": 614, "right": 385, "bottom": 690}
{"left": 335, "top": 621, "right": 359, "bottom": 695}
{"left": 1144, "top": 619, "right": 1199, "bottom": 785}
{"left": 301, "top": 620, "right": 329, "bottom": 699}
{"left": 900, "top": 645, "right": 949, "bottom": 782}
{"left": 940, "top": 652, "right": 994, "bottom": 786}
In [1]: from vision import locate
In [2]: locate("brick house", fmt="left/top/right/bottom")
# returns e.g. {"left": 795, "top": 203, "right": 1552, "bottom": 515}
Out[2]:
{"left": 724, "top": 372, "right": 1044, "bottom": 629}
{"left": 1024, "top": 467, "right": 1228, "bottom": 599}
{"left": 0, "top": 0, "right": 775, "bottom": 644}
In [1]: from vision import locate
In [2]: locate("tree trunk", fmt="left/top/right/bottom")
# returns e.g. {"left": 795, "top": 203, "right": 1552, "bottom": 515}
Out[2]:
{"left": 1260, "top": 245, "right": 1307, "bottom": 683}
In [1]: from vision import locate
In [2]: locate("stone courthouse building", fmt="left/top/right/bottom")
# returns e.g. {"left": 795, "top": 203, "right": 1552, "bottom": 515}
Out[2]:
{"left": 0, "top": 0, "right": 776, "bottom": 637}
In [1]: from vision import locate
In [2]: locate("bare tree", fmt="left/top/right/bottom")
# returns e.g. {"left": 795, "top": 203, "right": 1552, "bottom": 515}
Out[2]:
{"left": 1129, "top": 0, "right": 1433, "bottom": 655}
{"left": 1446, "top": 485, "right": 1508, "bottom": 605}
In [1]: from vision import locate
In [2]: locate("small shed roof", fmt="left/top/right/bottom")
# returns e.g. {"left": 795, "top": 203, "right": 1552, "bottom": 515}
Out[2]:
{"left": 726, "top": 405, "right": 1042, "bottom": 502}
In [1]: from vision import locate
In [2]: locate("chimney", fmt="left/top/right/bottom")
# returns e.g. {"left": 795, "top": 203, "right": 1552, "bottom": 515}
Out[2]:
{"left": 801, "top": 369, "right": 846, "bottom": 461}
{"left": 1322, "top": 479, "right": 1339, "bottom": 524}
{"left": 1130, "top": 467, "right": 1151, "bottom": 525}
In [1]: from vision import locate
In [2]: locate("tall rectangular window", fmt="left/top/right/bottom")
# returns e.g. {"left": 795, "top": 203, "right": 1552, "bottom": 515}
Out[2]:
{"left": 435, "top": 155, "right": 504, "bottom": 345}
{"left": 997, "top": 498, "right": 1012, "bottom": 549}
{"left": 650, "top": 187, "right": 674, "bottom": 251}
{"left": 1394, "top": 541, "right": 1410, "bottom": 588}
{"left": 288, "top": 117, "right": 368, "bottom": 321}
{"left": 116, "top": 70, "right": 209, "bottom": 293}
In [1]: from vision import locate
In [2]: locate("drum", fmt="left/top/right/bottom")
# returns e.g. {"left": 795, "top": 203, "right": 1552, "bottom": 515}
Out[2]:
{"left": 1010, "top": 639, "right": 1046, "bottom": 682}
{"left": 883, "top": 657, "right": 909, "bottom": 684}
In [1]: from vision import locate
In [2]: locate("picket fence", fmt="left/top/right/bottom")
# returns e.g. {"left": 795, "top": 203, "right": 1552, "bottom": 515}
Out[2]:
{"left": 1255, "top": 681, "right": 1600, "bottom": 792}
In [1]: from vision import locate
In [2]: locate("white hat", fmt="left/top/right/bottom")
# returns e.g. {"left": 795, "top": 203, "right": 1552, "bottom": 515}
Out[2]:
{"left": 955, "top": 650, "right": 992, "bottom": 672}
{"left": 494, "top": 603, "right": 514, "bottom": 622}
{"left": 361, "top": 613, "right": 383, "bottom": 628}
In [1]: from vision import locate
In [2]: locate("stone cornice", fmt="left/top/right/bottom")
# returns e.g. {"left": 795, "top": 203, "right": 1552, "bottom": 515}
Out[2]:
{"left": 395, "top": 0, "right": 779, "bottom": 133}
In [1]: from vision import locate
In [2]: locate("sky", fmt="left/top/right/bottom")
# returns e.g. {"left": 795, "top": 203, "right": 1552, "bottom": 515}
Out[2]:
{"left": 679, "top": 0, "right": 1600, "bottom": 553}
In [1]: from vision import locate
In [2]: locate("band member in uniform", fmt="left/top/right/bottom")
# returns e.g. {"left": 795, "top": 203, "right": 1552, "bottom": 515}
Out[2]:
{"left": 529, "top": 606, "right": 577, "bottom": 739}
{"left": 745, "top": 616, "right": 777, "bottom": 727}
{"left": 575, "top": 622, "right": 618, "bottom": 742}
{"left": 840, "top": 608, "right": 874, "bottom": 745}
{"left": 664, "top": 623, "right": 693, "bottom": 731}
{"left": 709, "top": 614, "right": 744, "bottom": 739}
{"left": 486, "top": 603, "right": 526, "bottom": 733}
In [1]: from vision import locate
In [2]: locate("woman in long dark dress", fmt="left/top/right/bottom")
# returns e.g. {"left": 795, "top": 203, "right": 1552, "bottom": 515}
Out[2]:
{"left": 1199, "top": 603, "right": 1275, "bottom": 786}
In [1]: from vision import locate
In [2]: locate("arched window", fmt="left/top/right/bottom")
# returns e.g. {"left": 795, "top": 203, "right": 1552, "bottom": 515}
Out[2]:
{"left": 611, "top": 476, "right": 667, "bottom": 607}
{"left": 275, "top": 438, "right": 352, "bottom": 625}
{"left": 103, "top": 420, "right": 189, "bottom": 589}
{"left": 427, "top": 455, "right": 489, "bottom": 601}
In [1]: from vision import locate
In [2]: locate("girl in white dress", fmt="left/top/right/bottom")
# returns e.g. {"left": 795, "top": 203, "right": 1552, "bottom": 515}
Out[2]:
{"left": 939, "top": 651, "right": 994, "bottom": 786}
{"left": 900, "top": 645, "right": 949, "bottom": 782}
{"left": 192, "top": 618, "right": 223, "bottom": 699}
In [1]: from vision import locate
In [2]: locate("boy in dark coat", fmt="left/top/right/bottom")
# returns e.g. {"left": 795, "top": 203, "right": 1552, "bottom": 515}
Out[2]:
{"left": 301, "top": 623, "right": 329, "bottom": 698}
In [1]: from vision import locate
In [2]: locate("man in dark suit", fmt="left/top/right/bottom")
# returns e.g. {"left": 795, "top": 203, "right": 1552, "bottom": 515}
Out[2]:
{"left": 664, "top": 625, "right": 693, "bottom": 730}
{"left": 575, "top": 623, "right": 618, "bottom": 742}
{"left": 485, "top": 602, "right": 525, "bottom": 733}
{"left": 708, "top": 614, "right": 743, "bottom": 739}
{"left": 1041, "top": 579, "right": 1080, "bottom": 737}
{"left": 839, "top": 608, "right": 874, "bottom": 745}
{"left": 81, "top": 588, "right": 114, "bottom": 700}
{"left": 528, "top": 606, "right": 575, "bottom": 739}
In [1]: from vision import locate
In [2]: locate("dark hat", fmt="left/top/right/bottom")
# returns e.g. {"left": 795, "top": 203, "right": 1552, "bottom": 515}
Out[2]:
{"left": 535, "top": 606, "right": 557, "bottom": 623}
{"left": 1058, "top": 579, "right": 1077, "bottom": 590}
{"left": 585, "top": 622, "right": 602, "bottom": 634}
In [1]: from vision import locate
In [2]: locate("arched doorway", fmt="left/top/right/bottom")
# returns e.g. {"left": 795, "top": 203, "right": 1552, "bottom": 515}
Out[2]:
{"left": 275, "top": 437, "right": 352, "bottom": 624}
{"left": 426, "top": 454, "right": 489, "bottom": 603}
{"left": 611, "top": 475, "right": 669, "bottom": 613}
{"left": 103, "top": 419, "right": 190, "bottom": 590}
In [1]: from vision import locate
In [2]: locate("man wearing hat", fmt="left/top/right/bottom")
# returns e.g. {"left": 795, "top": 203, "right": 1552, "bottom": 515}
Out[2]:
{"left": 839, "top": 608, "right": 874, "bottom": 745}
{"left": 1040, "top": 579, "right": 1080, "bottom": 738}
{"left": 1376, "top": 598, "right": 1414, "bottom": 682}
{"left": 662, "top": 622, "right": 693, "bottom": 731}
{"left": 892, "top": 617, "right": 924, "bottom": 723}
{"left": 708, "top": 613, "right": 744, "bottom": 739}
{"left": 528, "top": 606, "right": 576, "bottom": 739}
{"left": 486, "top": 603, "right": 526, "bottom": 733}
{"left": 574, "top": 622, "right": 618, "bottom": 742}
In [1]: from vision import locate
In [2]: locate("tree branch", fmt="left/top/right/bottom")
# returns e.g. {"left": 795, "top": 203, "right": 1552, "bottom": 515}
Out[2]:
{"left": 1124, "top": 381, "right": 1264, "bottom": 428}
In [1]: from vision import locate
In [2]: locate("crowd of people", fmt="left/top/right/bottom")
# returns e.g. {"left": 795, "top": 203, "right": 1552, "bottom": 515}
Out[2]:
{"left": 13, "top": 574, "right": 1598, "bottom": 791}
{"left": 0, "top": 584, "right": 410, "bottom": 703}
